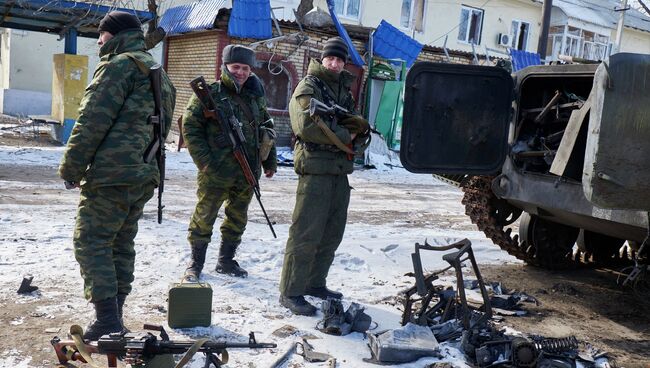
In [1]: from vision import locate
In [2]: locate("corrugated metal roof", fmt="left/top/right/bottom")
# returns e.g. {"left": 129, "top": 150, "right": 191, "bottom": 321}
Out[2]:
{"left": 227, "top": 0, "right": 272, "bottom": 39}
{"left": 0, "top": 0, "right": 152, "bottom": 38}
{"left": 326, "top": 0, "right": 365, "bottom": 66}
{"left": 372, "top": 20, "right": 423, "bottom": 67}
{"left": 554, "top": 0, "right": 650, "bottom": 33}
{"left": 159, "top": 0, "right": 226, "bottom": 36}
{"left": 510, "top": 49, "right": 541, "bottom": 72}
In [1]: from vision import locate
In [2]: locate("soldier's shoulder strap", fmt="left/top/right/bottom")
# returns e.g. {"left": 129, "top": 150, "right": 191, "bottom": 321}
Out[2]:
{"left": 121, "top": 51, "right": 152, "bottom": 76}
{"left": 229, "top": 92, "right": 257, "bottom": 124}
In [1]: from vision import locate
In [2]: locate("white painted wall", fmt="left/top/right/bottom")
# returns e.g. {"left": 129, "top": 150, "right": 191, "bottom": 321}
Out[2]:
{"left": 312, "top": 0, "right": 542, "bottom": 54}
{"left": 5, "top": 30, "right": 100, "bottom": 93}
{"left": 618, "top": 27, "right": 650, "bottom": 54}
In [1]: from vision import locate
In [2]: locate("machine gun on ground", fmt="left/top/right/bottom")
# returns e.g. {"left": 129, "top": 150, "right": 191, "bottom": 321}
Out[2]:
{"left": 51, "top": 324, "right": 276, "bottom": 368}
{"left": 189, "top": 76, "right": 276, "bottom": 238}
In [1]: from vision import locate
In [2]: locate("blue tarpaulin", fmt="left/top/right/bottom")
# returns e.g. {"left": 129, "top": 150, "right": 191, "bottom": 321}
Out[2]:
{"left": 326, "top": 0, "right": 365, "bottom": 66}
{"left": 510, "top": 49, "right": 541, "bottom": 72}
{"left": 228, "top": 0, "right": 272, "bottom": 39}
{"left": 372, "top": 20, "right": 423, "bottom": 67}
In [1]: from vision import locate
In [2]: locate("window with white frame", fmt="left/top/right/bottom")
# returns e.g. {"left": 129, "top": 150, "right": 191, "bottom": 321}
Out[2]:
{"left": 333, "top": 0, "right": 360, "bottom": 19}
{"left": 401, "top": 0, "right": 426, "bottom": 32}
{"left": 458, "top": 5, "right": 484, "bottom": 44}
{"left": 510, "top": 20, "right": 530, "bottom": 50}
{"left": 546, "top": 25, "right": 610, "bottom": 61}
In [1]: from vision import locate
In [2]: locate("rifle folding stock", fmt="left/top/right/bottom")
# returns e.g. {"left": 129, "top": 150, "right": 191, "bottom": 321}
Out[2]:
{"left": 189, "top": 76, "right": 276, "bottom": 238}
{"left": 51, "top": 324, "right": 276, "bottom": 368}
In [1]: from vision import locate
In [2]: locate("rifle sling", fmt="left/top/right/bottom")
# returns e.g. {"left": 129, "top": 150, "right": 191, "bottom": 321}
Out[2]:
{"left": 228, "top": 92, "right": 256, "bottom": 127}
{"left": 70, "top": 325, "right": 103, "bottom": 368}
{"left": 123, "top": 52, "right": 162, "bottom": 163}
{"left": 174, "top": 337, "right": 213, "bottom": 368}
{"left": 123, "top": 51, "right": 151, "bottom": 76}
{"left": 303, "top": 76, "right": 357, "bottom": 155}
{"left": 313, "top": 116, "right": 355, "bottom": 155}
{"left": 228, "top": 91, "right": 261, "bottom": 176}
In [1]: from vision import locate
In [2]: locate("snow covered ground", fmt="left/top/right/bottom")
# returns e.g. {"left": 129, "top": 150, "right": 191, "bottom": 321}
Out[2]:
{"left": 0, "top": 146, "right": 519, "bottom": 368}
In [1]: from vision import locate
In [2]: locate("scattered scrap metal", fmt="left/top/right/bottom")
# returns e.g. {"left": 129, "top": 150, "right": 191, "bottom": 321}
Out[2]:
{"left": 269, "top": 338, "right": 333, "bottom": 368}
{"left": 365, "top": 238, "right": 616, "bottom": 367}
{"left": 318, "top": 298, "right": 373, "bottom": 336}
{"left": 17, "top": 274, "right": 38, "bottom": 294}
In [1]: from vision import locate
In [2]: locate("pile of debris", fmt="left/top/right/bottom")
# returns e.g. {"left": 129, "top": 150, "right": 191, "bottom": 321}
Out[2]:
{"left": 365, "top": 239, "right": 615, "bottom": 367}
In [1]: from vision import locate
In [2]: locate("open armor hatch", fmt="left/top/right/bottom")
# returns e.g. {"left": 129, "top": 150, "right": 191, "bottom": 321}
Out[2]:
{"left": 400, "top": 63, "right": 513, "bottom": 175}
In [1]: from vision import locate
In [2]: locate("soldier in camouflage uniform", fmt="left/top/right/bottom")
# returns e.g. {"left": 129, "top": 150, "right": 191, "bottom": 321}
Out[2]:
{"left": 279, "top": 37, "right": 369, "bottom": 315}
{"left": 58, "top": 11, "right": 176, "bottom": 341}
{"left": 183, "top": 45, "right": 277, "bottom": 280}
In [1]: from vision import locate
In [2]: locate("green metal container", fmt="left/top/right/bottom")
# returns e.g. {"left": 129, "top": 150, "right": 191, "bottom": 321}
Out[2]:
{"left": 167, "top": 280, "right": 212, "bottom": 328}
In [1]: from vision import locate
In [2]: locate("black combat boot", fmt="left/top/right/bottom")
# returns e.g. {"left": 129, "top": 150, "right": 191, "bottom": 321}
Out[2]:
{"left": 83, "top": 296, "right": 123, "bottom": 341}
{"left": 305, "top": 286, "right": 343, "bottom": 300}
{"left": 116, "top": 293, "right": 130, "bottom": 332}
{"left": 215, "top": 240, "right": 247, "bottom": 278}
{"left": 279, "top": 295, "right": 317, "bottom": 316}
{"left": 184, "top": 241, "right": 208, "bottom": 280}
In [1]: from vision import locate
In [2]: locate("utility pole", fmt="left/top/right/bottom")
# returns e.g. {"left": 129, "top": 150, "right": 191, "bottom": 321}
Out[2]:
{"left": 614, "top": 0, "right": 629, "bottom": 53}
{"left": 537, "top": 0, "right": 553, "bottom": 62}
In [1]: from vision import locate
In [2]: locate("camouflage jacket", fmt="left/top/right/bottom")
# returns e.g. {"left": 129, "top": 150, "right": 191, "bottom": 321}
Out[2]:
{"left": 289, "top": 59, "right": 357, "bottom": 175}
{"left": 182, "top": 68, "right": 277, "bottom": 186}
{"left": 58, "top": 30, "right": 176, "bottom": 187}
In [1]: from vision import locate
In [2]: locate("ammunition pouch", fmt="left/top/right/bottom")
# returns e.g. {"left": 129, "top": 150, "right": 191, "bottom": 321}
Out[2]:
{"left": 259, "top": 126, "right": 276, "bottom": 161}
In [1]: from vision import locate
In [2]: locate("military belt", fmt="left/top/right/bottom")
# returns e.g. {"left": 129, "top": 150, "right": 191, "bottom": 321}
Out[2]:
{"left": 297, "top": 139, "right": 342, "bottom": 153}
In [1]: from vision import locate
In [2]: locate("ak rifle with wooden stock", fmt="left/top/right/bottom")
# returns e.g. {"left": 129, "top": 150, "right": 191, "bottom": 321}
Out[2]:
{"left": 189, "top": 76, "right": 276, "bottom": 238}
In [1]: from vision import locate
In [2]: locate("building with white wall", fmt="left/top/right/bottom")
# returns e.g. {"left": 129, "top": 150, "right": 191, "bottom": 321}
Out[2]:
{"left": 1, "top": 0, "right": 648, "bottom": 117}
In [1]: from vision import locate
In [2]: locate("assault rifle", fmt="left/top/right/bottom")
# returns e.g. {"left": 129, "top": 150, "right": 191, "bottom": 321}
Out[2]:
{"left": 143, "top": 64, "right": 166, "bottom": 224}
{"left": 307, "top": 98, "right": 355, "bottom": 158}
{"left": 308, "top": 98, "right": 350, "bottom": 119}
{"left": 51, "top": 324, "right": 276, "bottom": 368}
{"left": 189, "top": 76, "right": 276, "bottom": 238}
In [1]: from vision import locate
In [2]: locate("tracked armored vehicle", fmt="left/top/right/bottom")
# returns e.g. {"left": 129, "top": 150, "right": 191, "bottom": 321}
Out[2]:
{"left": 401, "top": 53, "right": 649, "bottom": 269}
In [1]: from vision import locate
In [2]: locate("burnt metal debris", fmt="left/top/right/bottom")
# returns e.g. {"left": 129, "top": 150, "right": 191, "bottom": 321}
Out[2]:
{"left": 402, "top": 238, "right": 491, "bottom": 329}
{"left": 17, "top": 275, "right": 38, "bottom": 294}
{"left": 363, "top": 238, "right": 617, "bottom": 367}
{"left": 318, "top": 298, "right": 373, "bottom": 336}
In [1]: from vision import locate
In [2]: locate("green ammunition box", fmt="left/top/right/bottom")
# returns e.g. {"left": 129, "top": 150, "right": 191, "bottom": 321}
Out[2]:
{"left": 167, "top": 280, "right": 212, "bottom": 328}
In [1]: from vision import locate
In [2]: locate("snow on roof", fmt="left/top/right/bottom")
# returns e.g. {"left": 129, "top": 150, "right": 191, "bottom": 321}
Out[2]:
{"left": 159, "top": 0, "right": 227, "bottom": 36}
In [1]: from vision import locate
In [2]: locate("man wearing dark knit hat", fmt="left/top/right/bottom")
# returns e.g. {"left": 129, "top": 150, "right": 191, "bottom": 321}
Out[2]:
{"left": 59, "top": 10, "right": 176, "bottom": 340}
{"left": 182, "top": 44, "right": 277, "bottom": 281}
{"left": 278, "top": 36, "right": 370, "bottom": 315}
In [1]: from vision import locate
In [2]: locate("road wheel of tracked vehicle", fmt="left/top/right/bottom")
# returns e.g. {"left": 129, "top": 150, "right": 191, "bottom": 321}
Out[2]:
{"left": 462, "top": 176, "right": 580, "bottom": 269}
{"left": 576, "top": 230, "right": 626, "bottom": 265}
{"left": 518, "top": 212, "right": 579, "bottom": 268}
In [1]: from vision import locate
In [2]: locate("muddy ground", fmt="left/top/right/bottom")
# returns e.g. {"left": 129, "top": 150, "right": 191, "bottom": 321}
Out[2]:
{"left": 0, "top": 133, "right": 648, "bottom": 367}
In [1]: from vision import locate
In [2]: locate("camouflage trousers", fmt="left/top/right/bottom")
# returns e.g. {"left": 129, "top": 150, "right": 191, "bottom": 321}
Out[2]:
{"left": 187, "top": 171, "right": 254, "bottom": 245}
{"left": 279, "top": 174, "right": 350, "bottom": 296}
{"left": 73, "top": 183, "right": 155, "bottom": 302}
